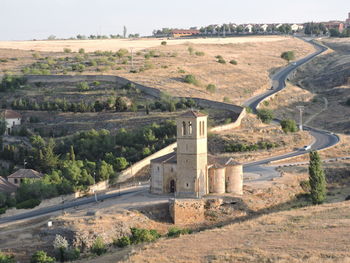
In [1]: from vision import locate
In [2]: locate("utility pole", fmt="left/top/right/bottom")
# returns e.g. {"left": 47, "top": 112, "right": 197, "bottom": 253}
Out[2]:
{"left": 296, "top": 106, "right": 305, "bottom": 131}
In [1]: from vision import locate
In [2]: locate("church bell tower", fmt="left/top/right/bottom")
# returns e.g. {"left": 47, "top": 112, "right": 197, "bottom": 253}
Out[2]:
{"left": 176, "top": 110, "right": 208, "bottom": 198}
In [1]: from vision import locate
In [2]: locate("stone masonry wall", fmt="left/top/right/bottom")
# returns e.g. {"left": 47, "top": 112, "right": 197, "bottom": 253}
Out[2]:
{"left": 169, "top": 198, "right": 205, "bottom": 225}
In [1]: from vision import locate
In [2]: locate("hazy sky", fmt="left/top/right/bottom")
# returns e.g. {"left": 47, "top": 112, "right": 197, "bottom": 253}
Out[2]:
{"left": 1, "top": 0, "right": 348, "bottom": 40}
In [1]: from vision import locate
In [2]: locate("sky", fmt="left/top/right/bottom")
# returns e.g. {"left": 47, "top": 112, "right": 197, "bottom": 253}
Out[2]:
{"left": 0, "top": 0, "right": 348, "bottom": 40}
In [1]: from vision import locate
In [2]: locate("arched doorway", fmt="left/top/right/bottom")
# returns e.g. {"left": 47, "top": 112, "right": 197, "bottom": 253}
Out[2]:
{"left": 170, "top": 179, "right": 176, "bottom": 193}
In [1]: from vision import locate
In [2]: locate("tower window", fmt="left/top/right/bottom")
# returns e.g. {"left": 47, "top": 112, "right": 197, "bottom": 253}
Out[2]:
{"left": 182, "top": 121, "right": 186, "bottom": 135}
{"left": 188, "top": 121, "right": 192, "bottom": 135}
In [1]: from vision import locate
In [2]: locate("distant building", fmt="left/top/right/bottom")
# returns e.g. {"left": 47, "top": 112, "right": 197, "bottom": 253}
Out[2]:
{"left": 1, "top": 110, "right": 21, "bottom": 135}
{"left": 7, "top": 169, "right": 43, "bottom": 187}
{"left": 171, "top": 29, "right": 200, "bottom": 38}
{"left": 0, "top": 176, "right": 17, "bottom": 194}
{"left": 323, "top": 21, "right": 345, "bottom": 33}
{"left": 260, "top": 24, "right": 269, "bottom": 32}
{"left": 291, "top": 24, "right": 304, "bottom": 32}
{"left": 150, "top": 111, "right": 243, "bottom": 198}
{"left": 346, "top": 13, "right": 350, "bottom": 27}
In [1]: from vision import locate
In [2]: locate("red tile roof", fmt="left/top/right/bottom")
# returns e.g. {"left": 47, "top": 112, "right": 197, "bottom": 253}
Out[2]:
{"left": 8, "top": 169, "right": 43, "bottom": 179}
{"left": 1, "top": 110, "right": 21, "bottom": 119}
{"left": 0, "top": 176, "right": 17, "bottom": 193}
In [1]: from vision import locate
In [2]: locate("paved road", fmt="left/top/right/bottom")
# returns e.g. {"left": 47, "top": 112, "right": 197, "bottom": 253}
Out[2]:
{"left": 0, "top": 186, "right": 148, "bottom": 224}
{"left": 242, "top": 39, "right": 339, "bottom": 178}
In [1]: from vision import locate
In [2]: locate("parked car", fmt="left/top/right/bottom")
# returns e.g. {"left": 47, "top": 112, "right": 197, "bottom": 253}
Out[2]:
{"left": 292, "top": 62, "right": 297, "bottom": 66}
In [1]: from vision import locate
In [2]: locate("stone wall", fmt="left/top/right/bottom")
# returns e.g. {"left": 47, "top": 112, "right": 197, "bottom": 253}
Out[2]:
{"left": 169, "top": 198, "right": 205, "bottom": 224}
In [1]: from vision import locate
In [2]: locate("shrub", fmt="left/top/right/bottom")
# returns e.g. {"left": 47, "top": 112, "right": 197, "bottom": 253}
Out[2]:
{"left": 188, "top": 46, "right": 194, "bottom": 55}
{"left": 114, "top": 236, "right": 131, "bottom": 248}
{"left": 280, "top": 119, "right": 298, "bottom": 133}
{"left": 257, "top": 109, "right": 274, "bottom": 123}
{"left": 184, "top": 74, "right": 199, "bottom": 86}
{"left": 281, "top": 51, "right": 295, "bottom": 62}
{"left": 229, "top": 59, "right": 238, "bottom": 65}
{"left": 178, "top": 68, "right": 186, "bottom": 73}
{"left": 223, "top": 97, "right": 231, "bottom": 103}
{"left": 167, "top": 227, "right": 190, "bottom": 238}
{"left": 16, "top": 198, "right": 41, "bottom": 209}
{"left": 0, "top": 207, "right": 6, "bottom": 215}
{"left": 245, "top": 107, "right": 253, "bottom": 113}
{"left": 30, "top": 251, "right": 55, "bottom": 263}
{"left": 78, "top": 48, "right": 85, "bottom": 54}
{"left": 215, "top": 55, "right": 226, "bottom": 64}
{"left": 195, "top": 51, "right": 205, "bottom": 56}
{"left": 206, "top": 84, "right": 216, "bottom": 93}
{"left": 130, "top": 227, "right": 160, "bottom": 244}
{"left": 63, "top": 48, "right": 72, "bottom": 53}
{"left": 0, "top": 252, "right": 15, "bottom": 263}
{"left": 161, "top": 41, "right": 167, "bottom": 46}
{"left": 76, "top": 82, "right": 90, "bottom": 91}
{"left": 91, "top": 237, "right": 107, "bottom": 256}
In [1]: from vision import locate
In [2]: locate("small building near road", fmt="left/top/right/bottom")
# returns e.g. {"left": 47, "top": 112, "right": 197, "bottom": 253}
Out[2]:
{"left": 345, "top": 13, "right": 350, "bottom": 27}
{"left": 7, "top": 169, "right": 43, "bottom": 187}
{"left": 0, "top": 176, "right": 17, "bottom": 194}
{"left": 1, "top": 110, "right": 22, "bottom": 135}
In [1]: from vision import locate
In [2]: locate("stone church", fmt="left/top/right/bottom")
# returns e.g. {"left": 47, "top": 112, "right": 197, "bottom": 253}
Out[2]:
{"left": 150, "top": 110, "right": 243, "bottom": 198}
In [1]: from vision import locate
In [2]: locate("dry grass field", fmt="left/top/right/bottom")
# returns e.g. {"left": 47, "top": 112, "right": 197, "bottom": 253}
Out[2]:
{"left": 0, "top": 36, "right": 297, "bottom": 52}
{"left": 0, "top": 36, "right": 316, "bottom": 105}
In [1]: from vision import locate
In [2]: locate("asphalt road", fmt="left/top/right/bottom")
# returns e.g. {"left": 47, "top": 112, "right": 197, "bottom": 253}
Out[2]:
{"left": 0, "top": 39, "right": 340, "bottom": 224}
{"left": 0, "top": 186, "right": 148, "bottom": 224}
{"left": 243, "top": 39, "right": 339, "bottom": 175}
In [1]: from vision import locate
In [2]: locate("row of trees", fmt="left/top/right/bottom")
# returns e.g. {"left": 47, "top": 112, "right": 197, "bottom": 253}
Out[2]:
{"left": 0, "top": 74, "right": 27, "bottom": 92}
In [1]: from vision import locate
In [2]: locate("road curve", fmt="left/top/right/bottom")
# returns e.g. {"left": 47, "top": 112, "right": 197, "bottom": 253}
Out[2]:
{"left": 243, "top": 39, "right": 339, "bottom": 169}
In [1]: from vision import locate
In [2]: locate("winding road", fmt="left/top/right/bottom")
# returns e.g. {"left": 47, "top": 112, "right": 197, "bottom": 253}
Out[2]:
{"left": 243, "top": 39, "right": 339, "bottom": 176}
{"left": 0, "top": 38, "right": 340, "bottom": 224}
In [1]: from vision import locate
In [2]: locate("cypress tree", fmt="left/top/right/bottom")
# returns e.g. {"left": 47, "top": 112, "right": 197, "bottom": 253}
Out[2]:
{"left": 70, "top": 145, "right": 76, "bottom": 162}
{"left": 308, "top": 151, "right": 326, "bottom": 204}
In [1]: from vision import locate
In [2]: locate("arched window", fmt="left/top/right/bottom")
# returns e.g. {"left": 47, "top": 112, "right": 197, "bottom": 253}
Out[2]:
{"left": 188, "top": 121, "right": 192, "bottom": 135}
{"left": 182, "top": 121, "right": 186, "bottom": 135}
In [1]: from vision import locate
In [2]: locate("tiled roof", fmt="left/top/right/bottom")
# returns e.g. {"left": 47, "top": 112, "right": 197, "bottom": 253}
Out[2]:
{"left": 8, "top": 169, "right": 43, "bottom": 179}
{"left": 1, "top": 110, "right": 21, "bottom": 119}
{"left": 179, "top": 110, "right": 207, "bottom": 118}
{"left": 0, "top": 176, "right": 17, "bottom": 193}
{"left": 151, "top": 152, "right": 177, "bottom": 164}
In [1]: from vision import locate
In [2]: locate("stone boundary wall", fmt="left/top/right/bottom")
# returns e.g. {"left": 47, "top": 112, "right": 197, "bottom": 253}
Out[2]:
{"left": 118, "top": 142, "right": 177, "bottom": 182}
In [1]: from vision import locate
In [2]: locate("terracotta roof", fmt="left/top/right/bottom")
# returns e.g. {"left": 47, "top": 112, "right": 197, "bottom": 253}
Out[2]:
{"left": 151, "top": 152, "right": 241, "bottom": 167}
{"left": 0, "top": 176, "right": 17, "bottom": 193}
{"left": 7, "top": 169, "right": 43, "bottom": 179}
{"left": 1, "top": 110, "right": 21, "bottom": 119}
{"left": 151, "top": 152, "right": 177, "bottom": 164}
{"left": 179, "top": 110, "right": 207, "bottom": 118}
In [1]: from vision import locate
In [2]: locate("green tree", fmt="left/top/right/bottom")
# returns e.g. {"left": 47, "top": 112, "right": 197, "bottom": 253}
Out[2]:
{"left": 115, "top": 97, "right": 128, "bottom": 112}
{"left": 30, "top": 251, "right": 55, "bottom": 263}
{"left": 281, "top": 51, "right": 295, "bottom": 62}
{"left": 329, "top": 28, "right": 340, "bottom": 37}
{"left": 257, "top": 109, "right": 274, "bottom": 123}
{"left": 188, "top": 46, "right": 194, "bottom": 55}
{"left": 308, "top": 151, "right": 326, "bottom": 204}
{"left": 280, "top": 119, "right": 298, "bottom": 133}
{"left": 0, "top": 252, "right": 15, "bottom": 263}
{"left": 97, "top": 161, "right": 114, "bottom": 181}
{"left": 69, "top": 145, "right": 76, "bottom": 161}
{"left": 91, "top": 237, "right": 107, "bottom": 256}
{"left": 114, "top": 157, "right": 129, "bottom": 171}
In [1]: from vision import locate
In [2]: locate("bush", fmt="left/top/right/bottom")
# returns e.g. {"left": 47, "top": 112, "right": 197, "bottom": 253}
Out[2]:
{"left": 245, "top": 107, "right": 253, "bottom": 113}
{"left": 167, "top": 227, "right": 190, "bottom": 238}
{"left": 195, "top": 51, "right": 205, "bottom": 56}
{"left": 229, "top": 59, "right": 238, "bottom": 65}
{"left": 130, "top": 227, "right": 160, "bottom": 244}
{"left": 223, "top": 97, "right": 231, "bottom": 103}
{"left": 78, "top": 48, "right": 85, "bottom": 54}
{"left": 30, "top": 251, "right": 55, "bottom": 263}
{"left": 63, "top": 48, "right": 72, "bottom": 53}
{"left": 257, "top": 109, "right": 274, "bottom": 123}
{"left": 16, "top": 198, "right": 41, "bottom": 209}
{"left": 161, "top": 41, "right": 167, "bottom": 46}
{"left": 206, "top": 84, "right": 216, "bottom": 93}
{"left": 188, "top": 46, "right": 194, "bottom": 55}
{"left": 0, "top": 252, "right": 15, "bottom": 263}
{"left": 184, "top": 74, "right": 199, "bottom": 86}
{"left": 76, "top": 82, "right": 90, "bottom": 91}
{"left": 280, "top": 119, "right": 298, "bottom": 133}
{"left": 91, "top": 237, "right": 107, "bottom": 256}
{"left": 281, "top": 51, "right": 295, "bottom": 62}
{"left": 215, "top": 55, "right": 226, "bottom": 64}
{"left": 114, "top": 236, "right": 131, "bottom": 247}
